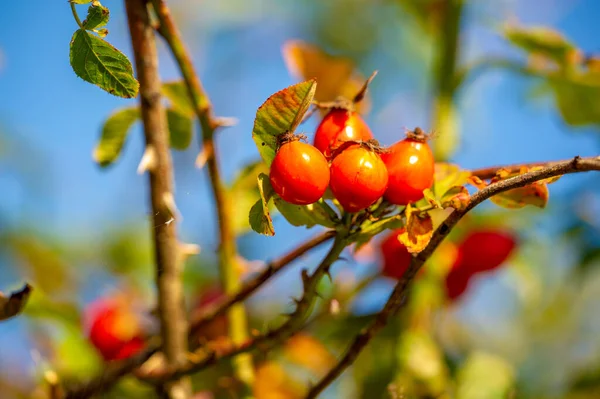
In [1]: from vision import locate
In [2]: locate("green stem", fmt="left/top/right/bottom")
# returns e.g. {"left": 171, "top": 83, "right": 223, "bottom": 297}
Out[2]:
{"left": 150, "top": 0, "right": 254, "bottom": 393}
{"left": 70, "top": 2, "right": 84, "bottom": 28}
{"left": 431, "top": 0, "right": 464, "bottom": 161}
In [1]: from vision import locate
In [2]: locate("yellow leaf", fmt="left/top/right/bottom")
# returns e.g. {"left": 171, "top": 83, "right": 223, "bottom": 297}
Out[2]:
{"left": 284, "top": 333, "right": 336, "bottom": 375}
{"left": 282, "top": 40, "right": 370, "bottom": 113}
{"left": 440, "top": 186, "right": 470, "bottom": 211}
{"left": 490, "top": 183, "right": 549, "bottom": 209}
{"left": 254, "top": 362, "right": 303, "bottom": 399}
{"left": 399, "top": 205, "right": 434, "bottom": 254}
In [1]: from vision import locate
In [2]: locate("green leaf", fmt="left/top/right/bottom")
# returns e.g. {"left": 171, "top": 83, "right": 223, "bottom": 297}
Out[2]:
{"left": 548, "top": 72, "right": 600, "bottom": 126}
{"left": 24, "top": 290, "right": 80, "bottom": 326}
{"left": 82, "top": 3, "right": 109, "bottom": 30}
{"left": 249, "top": 173, "right": 275, "bottom": 236}
{"left": 252, "top": 79, "right": 317, "bottom": 166}
{"left": 167, "top": 109, "right": 193, "bottom": 150}
{"left": 273, "top": 196, "right": 316, "bottom": 228}
{"left": 432, "top": 163, "right": 472, "bottom": 199}
{"left": 456, "top": 351, "right": 514, "bottom": 399}
{"left": 162, "top": 81, "right": 194, "bottom": 116}
{"left": 94, "top": 107, "right": 140, "bottom": 167}
{"left": 353, "top": 215, "right": 404, "bottom": 252}
{"left": 69, "top": 29, "right": 139, "bottom": 98}
{"left": 505, "top": 26, "right": 576, "bottom": 66}
{"left": 307, "top": 201, "right": 339, "bottom": 228}
{"left": 440, "top": 185, "right": 470, "bottom": 211}
{"left": 273, "top": 198, "right": 338, "bottom": 229}
{"left": 397, "top": 330, "right": 448, "bottom": 395}
{"left": 70, "top": 0, "right": 93, "bottom": 4}
{"left": 229, "top": 162, "right": 270, "bottom": 234}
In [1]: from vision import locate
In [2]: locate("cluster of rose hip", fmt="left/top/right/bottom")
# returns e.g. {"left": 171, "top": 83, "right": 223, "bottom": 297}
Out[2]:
{"left": 84, "top": 107, "right": 516, "bottom": 362}
{"left": 270, "top": 107, "right": 435, "bottom": 212}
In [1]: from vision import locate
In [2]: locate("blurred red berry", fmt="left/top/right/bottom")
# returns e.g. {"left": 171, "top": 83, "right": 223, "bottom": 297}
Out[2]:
{"left": 86, "top": 298, "right": 145, "bottom": 361}
{"left": 380, "top": 229, "right": 412, "bottom": 280}
{"left": 454, "top": 229, "right": 517, "bottom": 273}
{"left": 445, "top": 268, "right": 472, "bottom": 301}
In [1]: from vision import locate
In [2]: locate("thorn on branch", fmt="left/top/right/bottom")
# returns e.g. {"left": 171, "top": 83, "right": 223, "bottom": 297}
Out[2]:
{"left": 162, "top": 192, "right": 181, "bottom": 221}
{"left": 195, "top": 145, "right": 213, "bottom": 169}
{"left": 137, "top": 146, "right": 157, "bottom": 174}
{"left": 214, "top": 116, "right": 238, "bottom": 128}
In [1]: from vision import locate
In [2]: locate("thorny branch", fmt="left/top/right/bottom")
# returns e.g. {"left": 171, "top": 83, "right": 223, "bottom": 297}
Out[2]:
{"left": 150, "top": 0, "right": 254, "bottom": 387}
{"left": 189, "top": 230, "right": 336, "bottom": 338}
{"left": 137, "top": 233, "right": 349, "bottom": 384}
{"left": 125, "top": 1, "right": 190, "bottom": 397}
{"left": 63, "top": 230, "right": 336, "bottom": 397}
{"left": 304, "top": 155, "right": 600, "bottom": 398}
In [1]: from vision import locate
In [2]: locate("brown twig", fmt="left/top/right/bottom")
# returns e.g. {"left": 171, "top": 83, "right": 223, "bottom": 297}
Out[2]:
{"left": 305, "top": 155, "right": 600, "bottom": 398}
{"left": 125, "top": 1, "right": 190, "bottom": 398}
{"left": 190, "top": 230, "right": 336, "bottom": 338}
{"left": 65, "top": 341, "right": 159, "bottom": 399}
{"left": 150, "top": 0, "right": 254, "bottom": 387}
{"left": 470, "top": 160, "right": 565, "bottom": 180}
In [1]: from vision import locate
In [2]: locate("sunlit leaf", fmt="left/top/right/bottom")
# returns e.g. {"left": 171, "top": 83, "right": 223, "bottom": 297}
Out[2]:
{"left": 440, "top": 185, "right": 470, "bottom": 211}
{"left": 273, "top": 197, "right": 317, "bottom": 228}
{"left": 0, "top": 284, "right": 32, "bottom": 322}
{"left": 490, "top": 183, "right": 549, "bottom": 209}
{"left": 162, "top": 81, "right": 194, "bottom": 116}
{"left": 456, "top": 351, "right": 515, "bottom": 399}
{"left": 24, "top": 289, "right": 80, "bottom": 326}
{"left": 397, "top": 330, "right": 448, "bottom": 395}
{"left": 548, "top": 72, "right": 600, "bottom": 126}
{"left": 167, "top": 109, "right": 193, "bottom": 150}
{"left": 433, "top": 163, "right": 471, "bottom": 200}
{"left": 229, "top": 161, "right": 270, "bottom": 234}
{"left": 282, "top": 40, "right": 370, "bottom": 113}
{"left": 505, "top": 25, "right": 577, "bottom": 67}
{"left": 254, "top": 362, "right": 304, "bottom": 399}
{"left": 273, "top": 198, "right": 338, "bottom": 229}
{"left": 94, "top": 107, "right": 139, "bottom": 167}
{"left": 252, "top": 79, "right": 316, "bottom": 166}
{"left": 82, "top": 2, "right": 109, "bottom": 30}
{"left": 70, "top": 29, "right": 139, "bottom": 98}
{"left": 6, "top": 235, "right": 72, "bottom": 294}
{"left": 284, "top": 333, "right": 336, "bottom": 375}
{"left": 399, "top": 205, "right": 433, "bottom": 253}
{"left": 70, "top": 0, "right": 93, "bottom": 4}
{"left": 249, "top": 173, "right": 275, "bottom": 236}
{"left": 353, "top": 215, "right": 404, "bottom": 253}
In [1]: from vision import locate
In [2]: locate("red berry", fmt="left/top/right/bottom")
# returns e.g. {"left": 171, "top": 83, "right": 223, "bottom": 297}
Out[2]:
{"left": 381, "top": 137, "right": 434, "bottom": 205}
{"left": 453, "top": 229, "right": 516, "bottom": 273}
{"left": 269, "top": 140, "right": 330, "bottom": 205}
{"left": 330, "top": 144, "right": 388, "bottom": 212}
{"left": 314, "top": 109, "right": 373, "bottom": 158}
{"left": 445, "top": 267, "right": 472, "bottom": 301}
{"left": 380, "top": 229, "right": 411, "bottom": 279}
{"left": 86, "top": 298, "right": 145, "bottom": 361}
